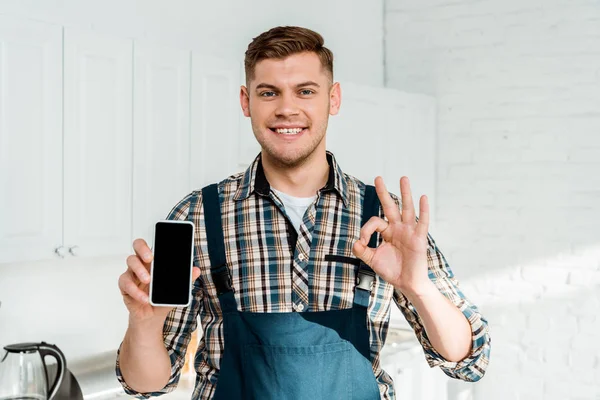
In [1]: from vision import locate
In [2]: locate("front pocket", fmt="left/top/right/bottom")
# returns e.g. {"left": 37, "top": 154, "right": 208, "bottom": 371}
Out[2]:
{"left": 242, "top": 342, "right": 352, "bottom": 400}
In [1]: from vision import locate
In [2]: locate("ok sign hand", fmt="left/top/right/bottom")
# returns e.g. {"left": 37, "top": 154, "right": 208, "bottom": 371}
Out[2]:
{"left": 352, "top": 176, "right": 433, "bottom": 296}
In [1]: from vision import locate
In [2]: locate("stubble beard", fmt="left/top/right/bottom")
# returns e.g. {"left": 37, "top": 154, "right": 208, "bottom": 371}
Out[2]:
{"left": 250, "top": 111, "right": 329, "bottom": 169}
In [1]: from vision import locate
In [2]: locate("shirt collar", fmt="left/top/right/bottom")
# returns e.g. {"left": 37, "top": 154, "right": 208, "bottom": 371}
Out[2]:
{"left": 233, "top": 150, "right": 349, "bottom": 208}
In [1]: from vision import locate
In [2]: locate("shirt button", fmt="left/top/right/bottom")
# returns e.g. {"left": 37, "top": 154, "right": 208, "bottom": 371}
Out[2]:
{"left": 297, "top": 303, "right": 305, "bottom": 311}
{"left": 298, "top": 254, "right": 305, "bottom": 261}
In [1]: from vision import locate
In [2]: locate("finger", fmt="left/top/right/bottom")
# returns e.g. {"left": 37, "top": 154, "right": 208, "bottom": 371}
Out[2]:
{"left": 374, "top": 176, "right": 401, "bottom": 224}
{"left": 359, "top": 216, "right": 389, "bottom": 245}
{"left": 415, "top": 195, "right": 430, "bottom": 237}
{"left": 400, "top": 176, "right": 416, "bottom": 223}
{"left": 192, "top": 266, "right": 201, "bottom": 282}
{"left": 352, "top": 239, "right": 376, "bottom": 267}
{"left": 126, "top": 254, "right": 151, "bottom": 284}
{"left": 133, "top": 238, "right": 153, "bottom": 263}
{"left": 119, "top": 271, "right": 149, "bottom": 303}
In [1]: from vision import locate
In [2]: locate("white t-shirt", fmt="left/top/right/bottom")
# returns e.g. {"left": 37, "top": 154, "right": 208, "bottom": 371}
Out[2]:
{"left": 271, "top": 187, "right": 317, "bottom": 233}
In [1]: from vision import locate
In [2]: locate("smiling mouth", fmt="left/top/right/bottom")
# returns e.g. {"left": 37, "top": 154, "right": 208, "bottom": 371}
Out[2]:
{"left": 269, "top": 127, "right": 308, "bottom": 135}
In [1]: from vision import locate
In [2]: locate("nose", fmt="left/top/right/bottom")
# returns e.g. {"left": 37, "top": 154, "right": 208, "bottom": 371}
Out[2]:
{"left": 274, "top": 91, "right": 300, "bottom": 118}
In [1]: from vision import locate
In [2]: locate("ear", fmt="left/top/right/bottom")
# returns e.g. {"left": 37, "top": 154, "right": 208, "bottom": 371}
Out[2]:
{"left": 240, "top": 85, "right": 251, "bottom": 117}
{"left": 329, "top": 82, "right": 341, "bottom": 116}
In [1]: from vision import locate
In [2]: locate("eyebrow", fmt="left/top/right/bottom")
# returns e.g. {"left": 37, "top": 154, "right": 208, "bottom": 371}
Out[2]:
{"left": 254, "top": 81, "right": 321, "bottom": 91}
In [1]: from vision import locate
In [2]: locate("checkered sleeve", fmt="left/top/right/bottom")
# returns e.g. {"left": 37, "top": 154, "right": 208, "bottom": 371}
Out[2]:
{"left": 389, "top": 194, "right": 491, "bottom": 383}
{"left": 115, "top": 192, "right": 205, "bottom": 398}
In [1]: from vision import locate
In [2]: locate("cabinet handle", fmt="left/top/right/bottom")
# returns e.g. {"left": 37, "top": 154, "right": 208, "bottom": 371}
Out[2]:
{"left": 68, "top": 245, "right": 79, "bottom": 256}
{"left": 55, "top": 246, "right": 67, "bottom": 258}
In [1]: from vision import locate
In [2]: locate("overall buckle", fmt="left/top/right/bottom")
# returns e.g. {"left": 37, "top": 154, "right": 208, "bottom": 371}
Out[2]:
{"left": 212, "top": 264, "right": 233, "bottom": 295}
{"left": 356, "top": 270, "right": 375, "bottom": 292}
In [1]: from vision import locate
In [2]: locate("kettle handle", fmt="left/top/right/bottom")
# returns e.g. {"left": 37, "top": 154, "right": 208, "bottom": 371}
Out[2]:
{"left": 38, "top": 342, "right": 66, "bottom": 400}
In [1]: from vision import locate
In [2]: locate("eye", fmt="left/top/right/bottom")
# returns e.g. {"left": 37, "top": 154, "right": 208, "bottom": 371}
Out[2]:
{"left": 260, "top": 91, "right": 277, "bottom": 97}
{"left": 300, "top": 89, "right": 314, "bottom": 95}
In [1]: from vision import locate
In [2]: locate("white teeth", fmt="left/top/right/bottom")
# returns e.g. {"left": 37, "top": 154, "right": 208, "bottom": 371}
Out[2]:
{"left": 275, "top": 128, "right": 303, "bottom": 135}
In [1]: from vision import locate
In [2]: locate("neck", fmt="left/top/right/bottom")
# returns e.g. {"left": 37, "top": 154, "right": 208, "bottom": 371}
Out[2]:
{"left": 261, "top": 150, "right": 329, "bottom": 198}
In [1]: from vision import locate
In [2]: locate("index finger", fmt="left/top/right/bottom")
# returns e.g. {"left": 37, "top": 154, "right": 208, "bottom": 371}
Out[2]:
{"left": 374, "top": 176, "right": 401, "bottom": 223}
{"left": 133, "top": 238, "right": 153, "bottom": 263}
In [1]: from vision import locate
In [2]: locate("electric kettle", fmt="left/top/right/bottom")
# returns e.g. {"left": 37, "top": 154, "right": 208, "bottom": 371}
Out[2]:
{"left": 0, "top": 341, "right": 65, "bottom": 400}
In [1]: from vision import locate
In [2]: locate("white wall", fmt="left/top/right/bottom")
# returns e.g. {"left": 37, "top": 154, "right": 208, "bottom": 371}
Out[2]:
{"left": 0, "top": 0, "right": 384, "bottom": 86}
{"left": 0, "top": 0, "right": 385, "bottom": 364}
{"left": 385, "top": 0, "right": 600, "bottom": 399}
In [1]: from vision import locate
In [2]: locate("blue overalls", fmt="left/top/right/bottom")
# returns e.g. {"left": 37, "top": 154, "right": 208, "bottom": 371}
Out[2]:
{"left": 201, "top": 183, "right": 383, "bottom": 399}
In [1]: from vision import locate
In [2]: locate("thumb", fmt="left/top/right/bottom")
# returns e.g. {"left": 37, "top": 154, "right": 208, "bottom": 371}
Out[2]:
{"left": 192, "top": 266, "right": 201, "bottom": 282}
{"left": 352, "top": 240, "right": 375, "bottom": 267}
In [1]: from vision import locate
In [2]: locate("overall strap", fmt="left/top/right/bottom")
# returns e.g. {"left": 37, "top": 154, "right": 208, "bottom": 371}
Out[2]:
{"left": 201, "top": 184, "right": 237, "bottom": 311}
{"left": 353, "top": 184, "right": 380, "bottom": 308}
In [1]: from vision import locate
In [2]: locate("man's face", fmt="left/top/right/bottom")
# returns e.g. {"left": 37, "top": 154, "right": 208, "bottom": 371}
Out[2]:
{"left": 240, "top": 51, "right": 341, "bottom": 168}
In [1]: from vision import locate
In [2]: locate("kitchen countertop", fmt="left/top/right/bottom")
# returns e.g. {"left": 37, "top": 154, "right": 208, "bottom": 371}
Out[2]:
{"left": 68, "top": 350, "right": 195, "bottom": 400}
{"left": 87, "top": 379, "right": 194, "bottom": 400}
{"left": 71, "top": 327, "right": 418, "bottom": 400}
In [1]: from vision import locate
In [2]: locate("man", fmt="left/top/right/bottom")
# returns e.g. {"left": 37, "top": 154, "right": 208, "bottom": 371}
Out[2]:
{"left": 116, "top": 26, "right": 491, "bottom": 399}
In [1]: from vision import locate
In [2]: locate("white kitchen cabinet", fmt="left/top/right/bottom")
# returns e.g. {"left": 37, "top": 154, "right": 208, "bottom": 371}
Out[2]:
{"left": 0, "top": 17, "right": 247, "bottom": 264}
{"left": 63, "top": 28, "right": 133, "bottom": 257}
{"left": 381, "top": 89, "right": 436, "bottom": 228}
{"left": 327, "top": 81, "right": 436, "bottom": 230}
{"left": 190, "top": 53, "right": 242, "bottom": 189}
{"left": 0, "top": 17, "right": 435, "bottom": 267}
{"left": 0, "top": 17, "right": 63, "bottom": 264}
{"left": 132, "top": 42, "right": 191, "bottom": 242}
{"left": 327, "top": 82, "right": 387, "bottom": 183}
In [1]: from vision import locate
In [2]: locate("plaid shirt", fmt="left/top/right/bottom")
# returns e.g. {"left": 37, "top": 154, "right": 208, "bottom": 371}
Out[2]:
{"left": 116, "top": 151, "right": 491, "bottom": 399}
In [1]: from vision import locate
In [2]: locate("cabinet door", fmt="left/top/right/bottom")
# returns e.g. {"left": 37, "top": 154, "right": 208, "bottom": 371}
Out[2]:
{"left": 381, "top": 91, "right": 436, "bottom": 230}
{"left": 132, "top": 42, "right": 191, "bottom": 242}
{"left": 326, "top": 82, "right": 387, "bottom": 184}
{"left": 327, "top": 82, "right": 436, "bottom": 230}
{"left": 190, "top": 54, "right": 241, "bottom": 189}
{"left": 0, "top": 17, "right": 62, "bottom": 264}
{"left": 63, "top": 29, "right": 133, "bottom": 257}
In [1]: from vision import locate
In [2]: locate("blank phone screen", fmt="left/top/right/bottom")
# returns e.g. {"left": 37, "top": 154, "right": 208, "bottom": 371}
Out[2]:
{"left": 151, "top": 221, "right": 194, "bottom": 305}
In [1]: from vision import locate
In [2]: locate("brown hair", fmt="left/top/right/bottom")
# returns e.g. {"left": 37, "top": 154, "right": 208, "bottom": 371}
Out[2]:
{"left": 244, "top": 26, "right": 334, "bottom": 86}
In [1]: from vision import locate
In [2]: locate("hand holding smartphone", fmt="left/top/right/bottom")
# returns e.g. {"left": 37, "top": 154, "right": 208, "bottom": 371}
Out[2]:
{"left": 149, "top": 220, "right": 195, "bottom": 307}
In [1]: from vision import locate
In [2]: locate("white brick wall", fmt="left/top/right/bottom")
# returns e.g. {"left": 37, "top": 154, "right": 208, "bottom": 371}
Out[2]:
{"left": 385, "top": 1, "right": 600, "bottom": 399}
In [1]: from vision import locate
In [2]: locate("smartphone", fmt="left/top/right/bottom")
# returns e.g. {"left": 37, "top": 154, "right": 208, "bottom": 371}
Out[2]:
{"left": 149, "top": 220, "right": 195, "bottom": 307}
